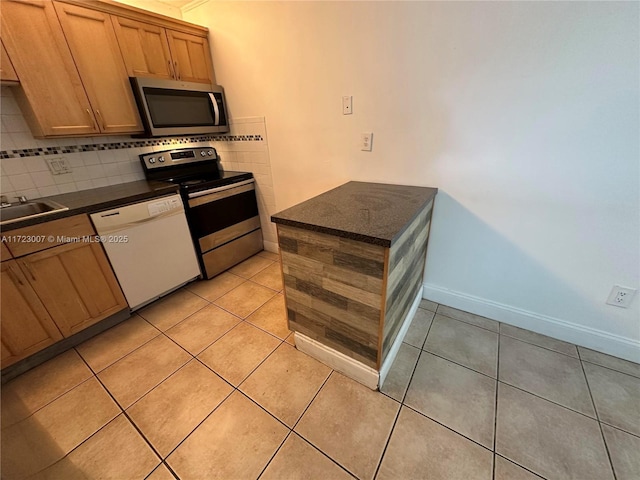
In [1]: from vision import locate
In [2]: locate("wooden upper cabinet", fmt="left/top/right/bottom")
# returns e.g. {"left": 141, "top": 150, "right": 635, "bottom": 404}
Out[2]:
{"left": 1, "top": 260, "right": 63, "bottom": 368}
{"left": 111, "top": 16, "right": 174, "bottom": 80}
{"left": 166, "top": 30, "right": 215, "bottom": 84}
{"left": 0, "top": 0, "right": 98, "bottom": 137}
{"left": 0, "top": 40, "right": 19, "bottom": 82}
{"left": 113, "top": 16, "right": 215, "bottom": 85}
{"left": 53, "top": 1, "right": 143, "bottom": 135}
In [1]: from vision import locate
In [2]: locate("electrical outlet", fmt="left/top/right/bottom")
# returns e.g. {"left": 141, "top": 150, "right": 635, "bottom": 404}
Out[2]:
{"left": 606, "top": 285, "right": 636, "bottom": 308}
{"left": 360, "top": 132, "right": 373, "bottom": 151}
{"left": 342, "top": 96, "right": 352, "bottom": 115}
{"left": 47, "top": 156, "right": 72, "bottom": 175}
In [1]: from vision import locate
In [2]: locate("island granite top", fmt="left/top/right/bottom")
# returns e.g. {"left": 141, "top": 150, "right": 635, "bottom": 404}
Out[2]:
{"left": 271, "top": 181, "right": 437, "bottom": 247}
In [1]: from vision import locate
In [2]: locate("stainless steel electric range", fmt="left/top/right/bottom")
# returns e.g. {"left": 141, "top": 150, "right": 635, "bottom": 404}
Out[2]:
{"left": 140, "top": 147, "right": 263, "bottom": 279}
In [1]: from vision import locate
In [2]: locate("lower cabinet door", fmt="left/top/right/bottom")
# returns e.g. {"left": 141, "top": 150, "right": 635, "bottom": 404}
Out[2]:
{"left": 20, "top": 241, "right": 128, "bottom": 337}
{"left": 1, "top": 260, "right": 63, "bottom": 368}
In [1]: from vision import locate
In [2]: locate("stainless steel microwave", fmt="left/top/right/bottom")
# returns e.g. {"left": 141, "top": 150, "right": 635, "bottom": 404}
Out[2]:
{"left": 130, "top": 77, "right": 230, "bottom": 137}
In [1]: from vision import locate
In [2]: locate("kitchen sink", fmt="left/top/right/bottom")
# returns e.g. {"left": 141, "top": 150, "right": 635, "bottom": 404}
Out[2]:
{"left": 0, "top": 200, "right": 69, "bottom": 225}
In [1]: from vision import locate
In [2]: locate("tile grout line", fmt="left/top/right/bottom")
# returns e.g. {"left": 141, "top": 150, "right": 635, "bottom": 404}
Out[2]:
{"left": 492, "top": 331, "right": 501, "bottom": 480}
{"left": 101, "top": 329, "right": 234, "bottom": 466}
{"left": 290, "top": 369, "right": 333, "bottom": 432}
{"left": 493, "top": 453, "right": 549, "bottom": 480}
{"left": 1, "top": 349, "right": 96, "bottom": 426}
{"left": 132, "top": 257, "right": 285, "bottom": 467}
{"left": 153, "top": 461, "right": 180, "bottom": 480}
{"left": 438, "top": 306, "right": 634, "bottom": 366}
{"left": 286, "top": 371, "right": 360, "bottom": 480}
{"left": 81, "top": 320, "right": 165, "bottom": 376}
{"left": 22, "top": 364, "right": 127, "bottom": 478}
{"left": 577, "top": 348, "right": 618, "bottom": 480}
{"left": 371, "top": 399, "right": 402, "bottom": 479}
{"left": 498, "top": 379, "right": 600, "bottom": 422}
{"left": 421, "top": 334, "right": 617, "bottom": 422}
{"left": 74, "top": 352, "right": 167, "bottom": 474}
{"left": 372, "top": 376, "right": 414, "bottom": 478}
{"left": 372, "top": 313, "right": 433, "bottom": 480}
{"left": 256, "top": 371, "right": 346, "bottom": 479}
{"left": 598, "top": 420, "right": 640, "bottom": 440}
{"left": 402, "top": 403, "right": 495, "bottom": 454}
{"left": 378, "top": 307, "right": 431, "bottom": 403}
{"left": 421, "top": 346, "right": 497, "bottom": 380}
{"left": 435, "top": 307, "right": 499, "bottom": 333}
{"left": 255, "top": 430, "right": 294, "bottom": 480}
{"left": 499, "top": 332, "right": 581, "bottom": 360}
{"left": 580, "top": 358, "right": 640, "bottom": 380}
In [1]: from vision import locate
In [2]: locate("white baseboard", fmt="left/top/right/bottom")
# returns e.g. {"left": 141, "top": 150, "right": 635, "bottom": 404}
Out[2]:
{"left": 423, "top": 283, "right": 640, "bottom": 363}
{"left": 262, "top": 240, "right": 279, "bottom": 253}
{"left": 378, "top": 289, "right": 423, "bottom": 388}
{"left": 294, "top": 333, "right": 379, "bottom": 390}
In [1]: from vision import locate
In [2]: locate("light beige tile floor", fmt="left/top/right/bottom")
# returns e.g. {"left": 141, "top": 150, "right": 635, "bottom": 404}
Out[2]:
{"left": 2, "top": 252, "right": 639, "bottom": 480}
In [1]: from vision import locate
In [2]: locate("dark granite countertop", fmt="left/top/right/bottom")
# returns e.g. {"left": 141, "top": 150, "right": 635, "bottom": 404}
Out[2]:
{"left": 271, "top": 181, "right": 438, "bottom": 247}
{"left": 1, "top": 180, "right": 178, "bottom": 231}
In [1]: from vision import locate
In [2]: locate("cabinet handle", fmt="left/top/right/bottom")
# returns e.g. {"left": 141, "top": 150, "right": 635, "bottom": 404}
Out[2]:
{"left": 174, "top": 61, "right": 180, "bottom": 80}
{"left": 22, "top": 261, "right": 36, "bottom": 281}
{"left": 7, "top": 266, "right": 23, "bottom": 286}
{"left": 86, "top": 109, "right": 98, "bottom": 131}
{"left": 95, "top": 110, "right": 105, "bottom": 131}
{"left": 168, "top": 59, "right": 175, "bottom": 79}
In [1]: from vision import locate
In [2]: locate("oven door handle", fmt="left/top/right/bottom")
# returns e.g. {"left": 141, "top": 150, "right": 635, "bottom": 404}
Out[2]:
{"left": 187, "top": 179, "right": 255, "bottom": 199}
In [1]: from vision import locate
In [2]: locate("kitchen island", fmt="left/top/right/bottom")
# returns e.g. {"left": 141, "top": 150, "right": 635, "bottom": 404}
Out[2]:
{"left": 271, "top": 181, "right": 437, "bottom": 389}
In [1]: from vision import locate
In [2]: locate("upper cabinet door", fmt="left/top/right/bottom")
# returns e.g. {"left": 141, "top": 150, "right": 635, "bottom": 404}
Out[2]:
{"left": 0, "top": 40, "right": 19, "bottom": 82}
{"left": 53, "top": 1, "right": 143, "bottom": 135}
{"left": 166, "top": 30, "right": 215, "bottom": 84}
{"left": 0, "top": 0, "right": 98, "bottom": 137}
{"left": 112, "top": 16, "right": 175, "bottom": 80}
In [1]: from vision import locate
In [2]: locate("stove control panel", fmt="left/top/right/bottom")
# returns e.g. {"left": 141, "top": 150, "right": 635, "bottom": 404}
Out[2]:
{"left": 141, "top": 147, "right": 218, "bottom": 170}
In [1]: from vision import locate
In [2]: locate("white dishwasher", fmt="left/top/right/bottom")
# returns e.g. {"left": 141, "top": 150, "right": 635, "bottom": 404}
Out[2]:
{"left": 90, "top": 194, "right": 200, "bottom": 311}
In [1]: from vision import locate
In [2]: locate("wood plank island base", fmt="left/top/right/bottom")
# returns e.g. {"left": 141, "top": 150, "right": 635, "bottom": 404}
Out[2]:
{"left": 271, "top": 181, "right": 437, "bottom": 389}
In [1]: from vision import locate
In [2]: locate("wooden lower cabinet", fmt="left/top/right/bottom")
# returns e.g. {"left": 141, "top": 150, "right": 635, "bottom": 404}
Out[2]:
{"left": 1, "top": 214, "right": 129, "bottom": 369}
{"left": 1, "top": 261, "right": 63, "bottom": 368}
{"left": 19, "top": 240, "right": 128, "bottom": 337}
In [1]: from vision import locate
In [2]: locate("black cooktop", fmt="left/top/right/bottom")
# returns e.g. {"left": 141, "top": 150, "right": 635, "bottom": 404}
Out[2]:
{"left": 139, "top": 147, "right": 253, "bottom": 195}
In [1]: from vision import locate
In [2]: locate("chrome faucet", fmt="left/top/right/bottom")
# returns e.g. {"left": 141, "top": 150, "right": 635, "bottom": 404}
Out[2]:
{"left": 15, "top": 196, "right": 27, "bottom": 204}
{"left": 0, "top": 195, "right": 10, "bottom": 207}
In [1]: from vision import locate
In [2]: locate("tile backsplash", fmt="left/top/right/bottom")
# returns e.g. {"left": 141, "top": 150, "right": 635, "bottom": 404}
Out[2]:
{"left": 0, "top": 86, "right": 277, "bottom": 246}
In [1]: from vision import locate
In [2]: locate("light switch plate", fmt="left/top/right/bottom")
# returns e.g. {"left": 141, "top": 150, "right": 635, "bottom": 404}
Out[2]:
{"left": 360, "top": 132, "right": 373, "bottom": 151}
{"left": 342, "top": 96, "right": 352, "bottom": 115}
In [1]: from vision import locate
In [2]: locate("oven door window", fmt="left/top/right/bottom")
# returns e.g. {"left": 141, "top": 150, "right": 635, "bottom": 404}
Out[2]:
{"left": 188, "top": 189, "right": 259, "bottom": 242}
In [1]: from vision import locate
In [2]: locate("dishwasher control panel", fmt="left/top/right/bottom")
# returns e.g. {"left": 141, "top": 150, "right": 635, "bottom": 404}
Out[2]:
{"left": 148, "top": 196, "right": 182, "bottom": 216}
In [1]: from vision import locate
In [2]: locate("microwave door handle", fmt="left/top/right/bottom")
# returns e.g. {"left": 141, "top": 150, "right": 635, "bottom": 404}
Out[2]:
{"left": 209, "top": 93, "right": 220, "bottom": 126}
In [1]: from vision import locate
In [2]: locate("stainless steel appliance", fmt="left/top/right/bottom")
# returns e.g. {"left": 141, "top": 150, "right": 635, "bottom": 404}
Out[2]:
{"left": 130, "top": 77, "right": 229, "bottom": 137}
{"left": 140, "top": 147, "right": 263, "bottom": 279}
{"left": 90, "top": 194, "right": 200, "bottom": 311}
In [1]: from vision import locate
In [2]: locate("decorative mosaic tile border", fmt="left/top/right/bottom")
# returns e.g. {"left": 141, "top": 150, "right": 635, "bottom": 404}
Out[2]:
{"left": 0, "top": 134, "right": 263, "bottom": 159}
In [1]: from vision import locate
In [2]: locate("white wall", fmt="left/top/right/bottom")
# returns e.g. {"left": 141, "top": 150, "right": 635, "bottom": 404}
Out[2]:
{"left": 113, "top": 0, "right": 183, "bottom": 19}
{"left": 184, "top": 1, "right": 640, "bottom": 361}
